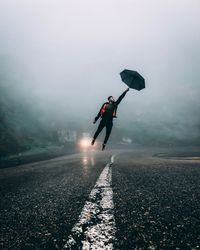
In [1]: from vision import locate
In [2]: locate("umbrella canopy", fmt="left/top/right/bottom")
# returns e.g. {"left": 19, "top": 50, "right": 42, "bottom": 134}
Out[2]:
{"left": 120, "top": 69, "right": 145, "bottom": 91}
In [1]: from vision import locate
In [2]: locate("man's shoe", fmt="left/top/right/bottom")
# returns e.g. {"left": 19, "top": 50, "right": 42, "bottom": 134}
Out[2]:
{"left": 91, "top": 139, "right": 95, "bottom": 146}
{"left": 102, "top": 144, "right": 106, "bottom": 151}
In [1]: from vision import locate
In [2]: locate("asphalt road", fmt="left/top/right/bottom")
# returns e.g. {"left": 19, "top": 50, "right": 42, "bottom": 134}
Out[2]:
{"left": 1, "top": 146, "right": 200, "bottom": 249}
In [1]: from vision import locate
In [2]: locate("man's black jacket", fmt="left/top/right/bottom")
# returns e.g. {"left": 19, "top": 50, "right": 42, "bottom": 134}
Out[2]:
{"left": 94, "top": 90, "right": 128, "bottom": 123}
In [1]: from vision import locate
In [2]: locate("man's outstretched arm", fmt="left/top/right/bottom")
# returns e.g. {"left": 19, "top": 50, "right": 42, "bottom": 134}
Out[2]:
{"left": 93, "top": 103, "right": 105, "bottom": 124}
{"left": 115, "top": 88, "right": 129, "bottom": 105}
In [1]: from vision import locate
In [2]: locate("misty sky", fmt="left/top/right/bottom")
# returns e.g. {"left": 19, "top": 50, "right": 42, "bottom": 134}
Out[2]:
{"left": 0, "top": 0, "right": 200, "bottom": 139}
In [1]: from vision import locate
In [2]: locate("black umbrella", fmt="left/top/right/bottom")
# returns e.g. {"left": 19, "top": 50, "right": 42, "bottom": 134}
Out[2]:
{"left": 120, "top": 69, "right": 145, "bottom": 91}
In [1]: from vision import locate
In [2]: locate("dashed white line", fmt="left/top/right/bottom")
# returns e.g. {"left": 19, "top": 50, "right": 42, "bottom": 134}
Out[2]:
{"left": 63, "top": 155, "right": 116, "bottom": 250}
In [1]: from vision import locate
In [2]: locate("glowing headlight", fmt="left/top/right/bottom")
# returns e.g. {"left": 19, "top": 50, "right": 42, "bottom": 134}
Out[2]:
{"left": 79, "top": 138, "right": 91, "bottom": 148}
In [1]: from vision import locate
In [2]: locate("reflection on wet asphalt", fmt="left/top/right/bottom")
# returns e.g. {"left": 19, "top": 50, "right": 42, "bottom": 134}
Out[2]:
{"left": 0, "top": 151, "right": 111, "bottom": 250}
{"left": 1, "top": 147, "right": 200, "bottom": 249}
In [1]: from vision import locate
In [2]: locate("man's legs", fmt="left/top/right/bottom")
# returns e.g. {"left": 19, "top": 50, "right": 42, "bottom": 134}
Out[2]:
{"left": 91, "top": 120, "right": 105, "bottom": 145}
{"left": 102, "top": 122, "right": 113, "bottom": 150}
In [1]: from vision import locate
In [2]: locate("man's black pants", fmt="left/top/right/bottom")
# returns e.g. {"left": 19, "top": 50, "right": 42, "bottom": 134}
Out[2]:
{"left": 93, "top": 119, "right": 113, "bottom": 145}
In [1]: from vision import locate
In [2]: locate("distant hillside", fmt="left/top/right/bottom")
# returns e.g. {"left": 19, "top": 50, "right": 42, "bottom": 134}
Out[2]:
{"left": 0, "top": 86, "right": 52, "bottom": 157}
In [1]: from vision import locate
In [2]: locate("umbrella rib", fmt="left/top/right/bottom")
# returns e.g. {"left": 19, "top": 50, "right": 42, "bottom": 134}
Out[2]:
{"left": 130, "top": 77, "right": 135, "bottom": 89}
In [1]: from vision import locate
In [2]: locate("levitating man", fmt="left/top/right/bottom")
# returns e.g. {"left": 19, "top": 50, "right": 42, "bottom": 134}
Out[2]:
{"left": 91, "top": 88, "right": 129, "bottom": 150}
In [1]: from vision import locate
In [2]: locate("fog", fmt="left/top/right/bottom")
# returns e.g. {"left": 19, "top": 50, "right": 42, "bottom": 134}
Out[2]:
{"left": 1, "top": 0, "right": 200, "bottom": 145}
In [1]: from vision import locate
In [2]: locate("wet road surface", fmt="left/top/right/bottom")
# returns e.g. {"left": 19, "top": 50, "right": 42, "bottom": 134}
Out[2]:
{"left": 1, "top": 146, "right": 200, "bottom": 249}
{"left": 113, "top": 150, "right": 200, "bottom": 250}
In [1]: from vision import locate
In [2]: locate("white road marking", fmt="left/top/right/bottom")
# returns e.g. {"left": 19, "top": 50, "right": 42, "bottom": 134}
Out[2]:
{"left": 110, "top": 155, "right": 115, "bottom": 164}
{"left": 63, "top": 155, "right": 116, "bottom": 249}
